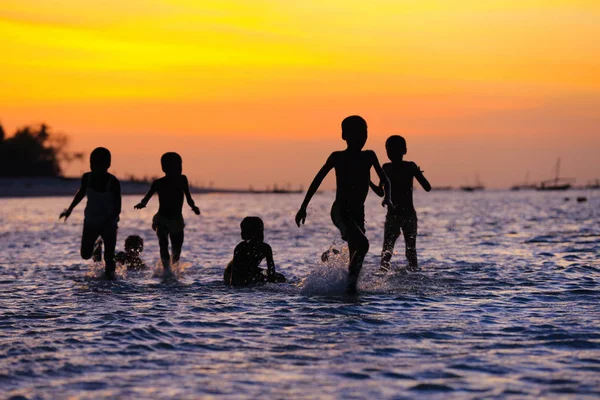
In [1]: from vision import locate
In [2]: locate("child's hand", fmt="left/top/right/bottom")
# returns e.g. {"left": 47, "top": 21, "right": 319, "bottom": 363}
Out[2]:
{"left": 191, "top": 205, "right": 201, "bottom": 215}
{"left": 295, "top": 208, "right": 307, "bottom": 227}
{"left": 382, "top": 197, "right": 394, "bottom": 209}
{"left": 134, "top": 203, "right": 146, "bottom": 210}
{"left": 59, "top": 209, "right": 71, "bottom": 221}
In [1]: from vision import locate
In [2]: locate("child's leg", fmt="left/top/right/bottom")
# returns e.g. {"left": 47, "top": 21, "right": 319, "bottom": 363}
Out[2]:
{"left": 380, "top": 214, "right": 401, "bottom": 271}
{"left": 170, "top": 230, "right": 184, "bottom": 264}
{"left": 101, "top": 226, "right": 117, "bottom": 279}
{"left": 156, "top": 226, "right": 171, "bottom": 270}
{"left": 346, "top": 223, "right": 369, "bottom": 293}
{"left": 403, "top": 218, "right": 418, "bottom": 270}
{"left": 92, "top": 239, "right": 103, "bottom": 262}
{"left": 81, "top": 225, "right": 100, "bottom": 260}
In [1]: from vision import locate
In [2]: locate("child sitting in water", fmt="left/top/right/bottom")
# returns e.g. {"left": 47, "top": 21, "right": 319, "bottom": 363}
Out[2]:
{"left": 370, "top": 135, "right": 431, "bottom": 272}
{"left": 116, "top": 235, "right": 145, "bottom": 269}
{"left": 60, "top": 147, "right": 121, "bottom": 280}
{"left": 224, "top": 216, "right": 286, "bottom": 286}
{"left": 135, "top": 152, "right": 200, "bottom": 275}
{"left": 93, "top": 235, "right": 146, "bottom": 269}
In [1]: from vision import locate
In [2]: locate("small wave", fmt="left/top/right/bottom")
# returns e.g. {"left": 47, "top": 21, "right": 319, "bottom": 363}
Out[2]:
{"left": 526, "top": 235, "right": 559, "bottom": 243}
{"left": 337, "top": 371, "right": 371, "bottom": 380}
{"left": 409, "top": 383, "right": 454, "bottom": 392}
{"left": 544, "top": 339, "right": 600, "bottom": 349}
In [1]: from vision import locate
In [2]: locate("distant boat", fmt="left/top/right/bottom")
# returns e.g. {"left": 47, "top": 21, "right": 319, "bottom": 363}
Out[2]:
{"left": 511, "top": 171, "right": 537, "bottom": 191}
{"left": 431, "top": 186, "right": 454, "bottom": 191}
{"left": 537, "top": 158, "right": 574, "bottom": 191}
{"left": 461, "top": 174, "right": 485, "bottom": 192}
{"left": 585, "top": 179, "right": 600, "bottom": 190}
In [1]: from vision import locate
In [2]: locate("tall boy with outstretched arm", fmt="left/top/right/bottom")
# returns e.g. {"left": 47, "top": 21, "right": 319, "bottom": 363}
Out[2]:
{"left": 295, "top": 115, "right": 391, "bottom": 294}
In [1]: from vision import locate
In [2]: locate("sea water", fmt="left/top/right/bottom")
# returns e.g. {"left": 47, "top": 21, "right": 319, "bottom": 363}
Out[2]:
{"left": 0, "top": 191, "right": 599, "bottom": 399}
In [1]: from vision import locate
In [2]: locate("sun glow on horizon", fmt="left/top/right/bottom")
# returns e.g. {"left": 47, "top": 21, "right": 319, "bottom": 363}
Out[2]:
{"left": 1, "top": 0, "right": 599, "bottom": 187}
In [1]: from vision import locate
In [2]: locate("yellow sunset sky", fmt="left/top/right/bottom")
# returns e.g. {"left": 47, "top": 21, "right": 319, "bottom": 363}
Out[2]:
{"left": 1, "top": 0, "right": 599, "bottom": 188}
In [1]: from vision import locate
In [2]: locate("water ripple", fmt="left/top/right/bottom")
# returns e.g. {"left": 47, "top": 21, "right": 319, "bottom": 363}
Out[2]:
{"left": 0, "top": 191, "right": 599, "bottom": 399}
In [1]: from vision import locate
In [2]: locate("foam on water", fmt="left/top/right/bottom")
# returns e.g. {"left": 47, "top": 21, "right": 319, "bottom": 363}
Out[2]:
{"left": 85, "top": 261, "right": 128, "bottom": 280}
{"left": 150, "top": 260, "right": 193, "bottom": 281}
{"left": 300, "top": 245, "right": 349, "bottom": 296}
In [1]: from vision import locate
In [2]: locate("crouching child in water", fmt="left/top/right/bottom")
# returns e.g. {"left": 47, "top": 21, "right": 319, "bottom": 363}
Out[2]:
{"left": 370, "top": 135, "right": 431, "bottom": 272}
{"left": 116, "top": 235, "right": 145, "bottom": 269}
{"left": 93, "top": 235, "right": 146, "bottom": 269}
{"left": 224, "top": 217, "right": 286, "bottom": 286}
{"left": 135, "top": 152, "right": 200, "bottom": 275}
{"left": 59, "top": 147, "right": 121, "bottom": 280}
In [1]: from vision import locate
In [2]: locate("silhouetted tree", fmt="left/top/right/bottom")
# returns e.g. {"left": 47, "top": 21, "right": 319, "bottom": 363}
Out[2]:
{"left": 0, "top": 123, "right": 83, "bottom": 177}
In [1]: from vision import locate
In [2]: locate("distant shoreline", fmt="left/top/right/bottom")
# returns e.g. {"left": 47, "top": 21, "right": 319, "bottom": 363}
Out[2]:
{"left": 0, "top": 177, "right": 285, "bottom": 198}
{"left": 0, "top": 177, "right": 594, "bottom": 198}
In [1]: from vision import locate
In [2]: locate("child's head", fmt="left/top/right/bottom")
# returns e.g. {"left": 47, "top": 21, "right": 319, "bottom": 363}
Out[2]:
{"left": 124, "top": 235, "right": 144, "bottom": 254}
{"left": 385, "top": 135, "right": 407, "bottom": 162}
{"left": 90, "top": 147, "right": 111, "bottom": 173}
{"left": 240, "top": 216, "right": 264, "bottom": 242}
{"left": 341, "top": 115, "right": 368, "bottom": 150}
{"left": 161, "top": 152, "right": 183, "bottom": 176}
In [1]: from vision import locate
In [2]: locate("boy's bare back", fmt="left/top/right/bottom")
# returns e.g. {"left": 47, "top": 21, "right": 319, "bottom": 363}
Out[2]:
{"left": 150, "top": 175, "right": 191, "bottom": 218}
{"left": 329, "top": 149, "right": 381, "bottom": 207}
{"left": 134, "top": 152, "right": 200, "bottom": 218}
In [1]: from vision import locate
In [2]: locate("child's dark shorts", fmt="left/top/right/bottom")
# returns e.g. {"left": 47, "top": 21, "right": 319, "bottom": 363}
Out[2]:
{"left": 330, "top": 202, "right": 365, "bottom": 241}
{"left": 152, "top": 213, "right": 185, "bottom": 234}
{"left": 385, "top": 210, "right": 418, "bottom": 238}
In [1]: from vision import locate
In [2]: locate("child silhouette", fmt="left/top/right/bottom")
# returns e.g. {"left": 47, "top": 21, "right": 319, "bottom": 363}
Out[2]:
{"left": 224, "top": 216, "right": 286, "bottom": 286}
{"left": 295, "top": 115, "right": 391, "bottom": 294}
{"left": 93, "top": 235, "right": 146, "bottom": 269}
{"left": 60, "top": 147, "right": 121, "bottom": 280}
{"left": 116, "top": 235, "right": 146, "bottom": 269}
{"left": 135, "top": 152, "right": 200, "bottom": 275}
{"left": 370, "top": 135, "right": 431, "bottom": 271}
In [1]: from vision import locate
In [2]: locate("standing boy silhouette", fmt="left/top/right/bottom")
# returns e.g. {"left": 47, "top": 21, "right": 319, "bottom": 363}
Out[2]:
{"left": 370, "top": 135, "right": 431, "bottom": 271}
{"left": 60, "top": 147, "right": 121, "bottom": 280}
{"left": 295, "top": 116, "right": 391, "bottom": 293}
{"left": 135, "top": 152, "right": 200, "bottom": 275}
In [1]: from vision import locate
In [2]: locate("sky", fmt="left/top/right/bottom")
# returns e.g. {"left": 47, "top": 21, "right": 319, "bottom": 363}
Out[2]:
{"left": 1, "top": 0, "right": 599, "bottom": 188}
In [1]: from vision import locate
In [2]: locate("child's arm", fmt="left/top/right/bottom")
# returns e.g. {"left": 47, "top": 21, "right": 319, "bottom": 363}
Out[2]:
{"left": 369, "top": 180, "right": 384, "bottom": 197}
{"left": 369, "top": 152, "right": 392, "bottom": 207}
{"left": 59, "top": 174, "right": 88, "bottom": 221}
{"left": 295, "top": 153, "right": 336, "bottom": 226}
{"left": 414, "top": 163, "right": 432, "bottom": 192}
{"left": 182, "top": 175, "right": 201, "bottom": 215}
{"left": 134, "top": 180, "right": 158, "bottom": 209}
{"left": 263, "top": 243, "right": 276, "bottom": 276}
{"left": 111, "top": 178, "right": 122, "bottom": 219}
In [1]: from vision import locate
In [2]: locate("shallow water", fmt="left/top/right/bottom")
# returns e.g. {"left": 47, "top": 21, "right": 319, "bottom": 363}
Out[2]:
{"left": 1, "top": 191, "right": 599, "bottom": 399}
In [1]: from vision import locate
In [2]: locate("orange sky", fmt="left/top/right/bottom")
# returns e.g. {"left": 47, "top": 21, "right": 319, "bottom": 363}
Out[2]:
{"left": 1, "top": 0, "right": 599, "bottom": 188}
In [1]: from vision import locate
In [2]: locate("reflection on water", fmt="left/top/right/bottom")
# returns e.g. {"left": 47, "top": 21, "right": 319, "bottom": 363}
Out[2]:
{"left": 1, "top": 191, "right": 599, "bottom": 398}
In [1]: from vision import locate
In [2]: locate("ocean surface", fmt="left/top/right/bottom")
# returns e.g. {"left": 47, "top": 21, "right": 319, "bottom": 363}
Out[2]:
{"left": 1, "top": 191, "right": 599, "bottom": 399}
